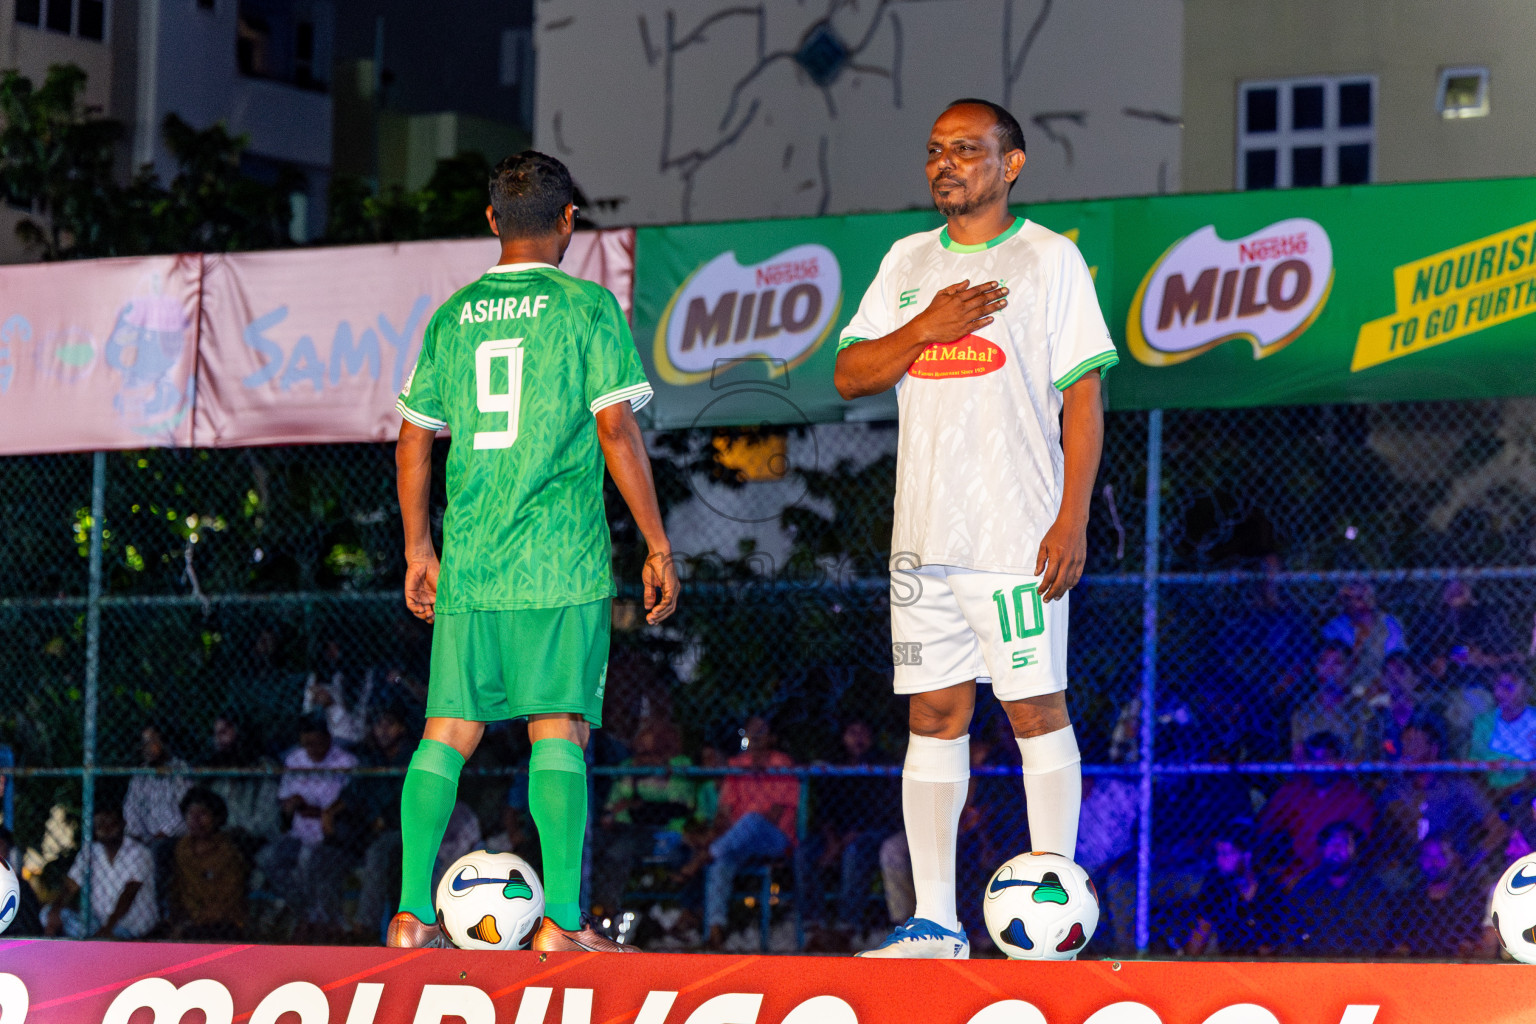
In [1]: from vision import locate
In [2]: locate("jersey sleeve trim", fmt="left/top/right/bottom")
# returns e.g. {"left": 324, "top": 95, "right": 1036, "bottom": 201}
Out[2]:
{"left": 396, "top": 399, "right": 447, "bottom": 431}
{"left": 836, "top": 336, "right": 869, "bottom": 353}
{"left": 590, "top": 382, "right": 654, "bottom": 414}
{"left": 1052, "top": 350, "right": 1119, "bottom": 391}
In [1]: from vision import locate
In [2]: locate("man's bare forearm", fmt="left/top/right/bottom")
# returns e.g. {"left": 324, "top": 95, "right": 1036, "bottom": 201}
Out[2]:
{"left": 1058, "top": 373, "right": 1104, "bottom": 528}
{"left": 595, "top": 403, "right": 670, "bottom": 553}
{"left": 396, "top": 423, "right": 437, "bottom": 559}
{"left": 833, "top": 320, "right": 938, "bottom": 399}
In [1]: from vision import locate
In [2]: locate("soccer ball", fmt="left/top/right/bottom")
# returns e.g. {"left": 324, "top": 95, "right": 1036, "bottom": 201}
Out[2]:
{"left": 0, "top": 859, "right": 18, "bottom": 934}
{"left": 435, "top": 849, "right": 544, "bottom": 950}
{"left": 982, "top": 852, "right": 1099, "bottom": 960}
{"left": 1490, "top": 853, "right": 1536, "bottom": 963}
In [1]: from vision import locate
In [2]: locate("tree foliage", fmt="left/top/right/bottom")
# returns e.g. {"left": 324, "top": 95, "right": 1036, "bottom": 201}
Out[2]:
{"left": 0, "top": 63, "right": 502, "bottom": 259}
{"left": 325, "top": 153, "right": 494, "bottom": 244}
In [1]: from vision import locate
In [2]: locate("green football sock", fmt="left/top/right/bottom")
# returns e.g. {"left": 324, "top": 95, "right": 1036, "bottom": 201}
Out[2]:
{"left": 398, "top": 738, "right": 465, "bottom": 924}
{"left": 529, "top": 738, "right": 588, "bottom": 931}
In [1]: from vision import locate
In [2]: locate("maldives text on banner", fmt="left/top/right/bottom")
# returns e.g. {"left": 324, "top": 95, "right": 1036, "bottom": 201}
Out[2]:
{"left": 5, "top": 940, "right": 1536, "bottom": 1024}
{"left": 632, "top": 176, "right": 1536, "bottom": 427}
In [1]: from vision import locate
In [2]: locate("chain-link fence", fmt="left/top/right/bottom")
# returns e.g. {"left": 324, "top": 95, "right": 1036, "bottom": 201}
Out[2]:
{"left": 8, "top": 400, "right": 1536, "bottom": 956}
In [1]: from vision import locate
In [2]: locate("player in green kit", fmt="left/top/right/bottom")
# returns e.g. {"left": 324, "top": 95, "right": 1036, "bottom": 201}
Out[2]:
{"left": 388, "top": 151, "right": 679, "bottom": 951}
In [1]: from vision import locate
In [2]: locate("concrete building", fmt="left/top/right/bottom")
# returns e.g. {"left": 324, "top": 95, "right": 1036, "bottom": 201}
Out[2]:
{"left": 129, "top": 0, "right": 334, "bottom": 240}
{"left": 0, "top": 0, "right": 117, "bottom": 260}
{"left": 532, "top": 0, "right": 1184, "bottom": 225}
{"left": 331, "top": 0, "right": 533, "bottom": 192}
{"left": 0, "top": 0, "right": 333, "bottom": 256}
{"left": 1183, "top": 0, "right": 1536, "bottom": 192}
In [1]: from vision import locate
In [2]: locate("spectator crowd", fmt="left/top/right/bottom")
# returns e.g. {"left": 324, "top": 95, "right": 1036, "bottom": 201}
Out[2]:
{"left": 11, "top": 580, "right": 1536, "bottom": 958}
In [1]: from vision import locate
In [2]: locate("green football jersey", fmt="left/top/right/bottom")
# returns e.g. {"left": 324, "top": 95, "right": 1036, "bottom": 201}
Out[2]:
{"left": 396, "top": 262, "right": 652, "bottom": 612}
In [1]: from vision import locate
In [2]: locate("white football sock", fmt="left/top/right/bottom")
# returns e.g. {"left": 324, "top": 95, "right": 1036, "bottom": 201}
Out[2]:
{"left": 902, "top": 732, "right": 970, "bottom": 933}
{"left": 1016, "top": 725, "right": 1082, "bottom": 858}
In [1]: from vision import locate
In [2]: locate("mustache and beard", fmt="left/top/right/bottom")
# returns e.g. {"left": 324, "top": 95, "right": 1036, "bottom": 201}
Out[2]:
{"left": 930, "top": 172, "right": 1005, "bottom": 217}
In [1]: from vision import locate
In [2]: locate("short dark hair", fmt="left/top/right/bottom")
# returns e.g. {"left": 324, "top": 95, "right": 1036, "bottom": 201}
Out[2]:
{"left": 944, "top": 98, "right": 1026, "bottom": 193}
{"left": 1214, "top": 817, "right": 1257, "bottom": 853}
{"left": 489, "top": 151, "right": 574, "bottom": 239}
{"left": 1318, "top": 819, "right": 1362, "bottom": 846}
{"left": 1497, "top": 666, "right": 1529, "bottom": 686}
{"left": 1318, "top": 642, "right": 1352, "bottom": 661}
{"left": 1403, "top": 711, "right": 1447, "bottom": 753}
{"left": 1304, "top": 730, "right": 1344, "bottom": 757}
{"left": 180, "top": 785, "right": 228, "bottom": 830}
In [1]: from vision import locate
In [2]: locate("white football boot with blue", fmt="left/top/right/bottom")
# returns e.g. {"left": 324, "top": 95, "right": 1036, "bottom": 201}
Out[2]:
{"left": 856, "top": 917, "right": 970, "bottom": 958}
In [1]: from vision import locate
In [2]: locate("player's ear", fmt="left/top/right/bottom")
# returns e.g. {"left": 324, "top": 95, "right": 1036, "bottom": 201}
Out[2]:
{"left": 485, "top": 205, "right": 499, "bottom": 237}
{"left": 1005, "top": 149, "right": 1025, "bottom": 184}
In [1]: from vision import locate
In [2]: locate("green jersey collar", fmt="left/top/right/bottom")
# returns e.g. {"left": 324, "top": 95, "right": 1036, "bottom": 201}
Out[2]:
{"left": 939, "top": 216, "right": 1024, "bottom": 254}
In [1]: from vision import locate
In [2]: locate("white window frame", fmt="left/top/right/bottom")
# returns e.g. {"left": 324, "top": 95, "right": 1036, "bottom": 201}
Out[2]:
{"left": 1438, "top": 66, "right": 1490, "bottom": 119}
{"left": 1237, "top": 74, "right": 1376, "bottom": 190}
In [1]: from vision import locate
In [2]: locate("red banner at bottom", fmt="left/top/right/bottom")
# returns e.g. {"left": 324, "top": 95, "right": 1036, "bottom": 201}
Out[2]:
{"left": 1, "top": 939, "right": 1533, "bottom": 1024}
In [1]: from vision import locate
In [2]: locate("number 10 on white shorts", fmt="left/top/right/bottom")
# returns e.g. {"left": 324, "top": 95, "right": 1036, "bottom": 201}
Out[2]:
{"left": 889, "top": 563, "right": 1069, "bottom": 699}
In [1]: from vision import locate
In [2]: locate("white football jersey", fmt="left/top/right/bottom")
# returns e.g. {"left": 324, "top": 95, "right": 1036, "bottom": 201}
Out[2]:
{"left": 840, "top": 219, "right": 1118, "bottom": 574}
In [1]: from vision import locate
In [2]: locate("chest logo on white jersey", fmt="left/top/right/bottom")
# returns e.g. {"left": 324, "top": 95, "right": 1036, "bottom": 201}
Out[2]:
{"left": 908, "top": 333, "right": 1006, "bottom": 380}
{"left": 654, "top": 244, "right": 841, "bottom": 385}
{"left": 1127, "top": 218, "right": 1334, "bottom": 366}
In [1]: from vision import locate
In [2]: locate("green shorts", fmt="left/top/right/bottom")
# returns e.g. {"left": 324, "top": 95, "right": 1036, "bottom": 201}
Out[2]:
{"left": 426, "top": 600, "right": 610, "bottom": 726}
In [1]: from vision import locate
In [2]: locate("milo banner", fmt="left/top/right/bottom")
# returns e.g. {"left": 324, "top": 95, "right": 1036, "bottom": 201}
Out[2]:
{"left": 633, "top": 176, "right": 1536, "bottom": 424}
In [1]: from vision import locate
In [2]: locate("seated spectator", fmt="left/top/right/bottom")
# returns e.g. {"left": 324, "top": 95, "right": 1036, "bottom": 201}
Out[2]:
{"left": 1422, "top": 579, "right": 1519, "bottom": 688}
{"left": 1379, "top": 715, "right": 1494, "bottom": 871}
{"left": 1389, "top": 834, "right": 1487, "bottom": 957}
{"left": 302, "top": 638, "right": 372, "bottom": 748}
{"left": 1290, "top": 821, "right": 1386, "bottom": 956}
{"left": 1076, "top": 772, "right": 1139, "bottom": 876}
{"left": 1290, "top": 648, "right": 1369, "bottom": 762}
{"left": 43, "top": 805, "right": 157, "bottom": 939}
{"left": 1183, "top": 822, "right": 1285, "bottom": 956}
{"left": 679, "top": 715, "right": 797, "bottom": 950}
{"left": 199, "top": 714, "right": 280, "bottom": 847}
{"left": 349, "top": 706, "right": 415, "bottom": 941}
{"left": 1321, "top": 583, "right": 1407, "bottom": 697}
{"left": 1259, "top": 731, "right": 1376, "bottom": 886}
{"left": 797, "top": 720, "right": 900, "bottom": 950}
{"left": 125, "top": 724, "right": 192, "bottom": 848}
{"left": 0, "top": 827, "right": 42, "bottom": 936}
{"left": 166, "top": 787, "right": 248, "bottom": 940}
{"left": 592, "top": 717, "right": 699, "bottom": 918}
{"left": 254, "top": 717, "right": 357, "bottom": 939}
{"left": 1471, "top": 668, "right": 1536, "bottom": 795}
{"left": 1210, "top": 558, "right": 1313, "bottom": 743}
{"left": 484, "top": 774, "right": 533, "bottom": 863}
{"left": 1366, "top": 654, "right": 1425, "bottom": 761}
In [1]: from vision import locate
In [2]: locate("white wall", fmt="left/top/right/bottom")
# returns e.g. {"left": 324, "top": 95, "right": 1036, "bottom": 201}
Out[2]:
{"left": 534, "top": 0, "right": 1183, "bottom": 224}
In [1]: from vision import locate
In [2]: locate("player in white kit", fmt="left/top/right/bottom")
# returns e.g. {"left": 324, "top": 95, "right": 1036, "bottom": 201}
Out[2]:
{"left": 836, "top": 100, "right": 1117, "bottom": 958}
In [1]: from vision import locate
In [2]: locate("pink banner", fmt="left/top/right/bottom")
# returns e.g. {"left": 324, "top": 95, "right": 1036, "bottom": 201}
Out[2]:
{"left": 0, "top": 255, "right": 200, "bottom": 454}
{"left": 4, "top": 939, "right": 1536, "bottom": 1023}
{"left": 193, "top": 230, "right": 635, "bottom": 448}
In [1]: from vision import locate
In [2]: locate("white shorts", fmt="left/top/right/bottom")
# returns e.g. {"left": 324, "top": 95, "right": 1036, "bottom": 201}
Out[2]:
{"left": 890, "top": 563, "right": 1069, "bottom": 700}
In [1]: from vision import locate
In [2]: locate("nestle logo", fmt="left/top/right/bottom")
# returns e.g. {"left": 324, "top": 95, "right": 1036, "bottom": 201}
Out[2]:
{"left": 1239, "top": 232, "right": 1309, "bottom": 263}
{"left": 755, "top": 258, "right": 820, "bottom": 288}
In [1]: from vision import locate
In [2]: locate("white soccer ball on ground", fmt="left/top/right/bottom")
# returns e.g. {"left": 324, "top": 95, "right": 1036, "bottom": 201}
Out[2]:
{"left": 435, "top": 849, "right": 545, "bottom": 950}
{"left": 0, "top": 859, "right": 18, "bottom": 934}
{"left": 982, "top": 851, "right": 1099, "bottom": 960}
{"left": 1490, "top": 852, "right": 1536, "bottom": 963}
